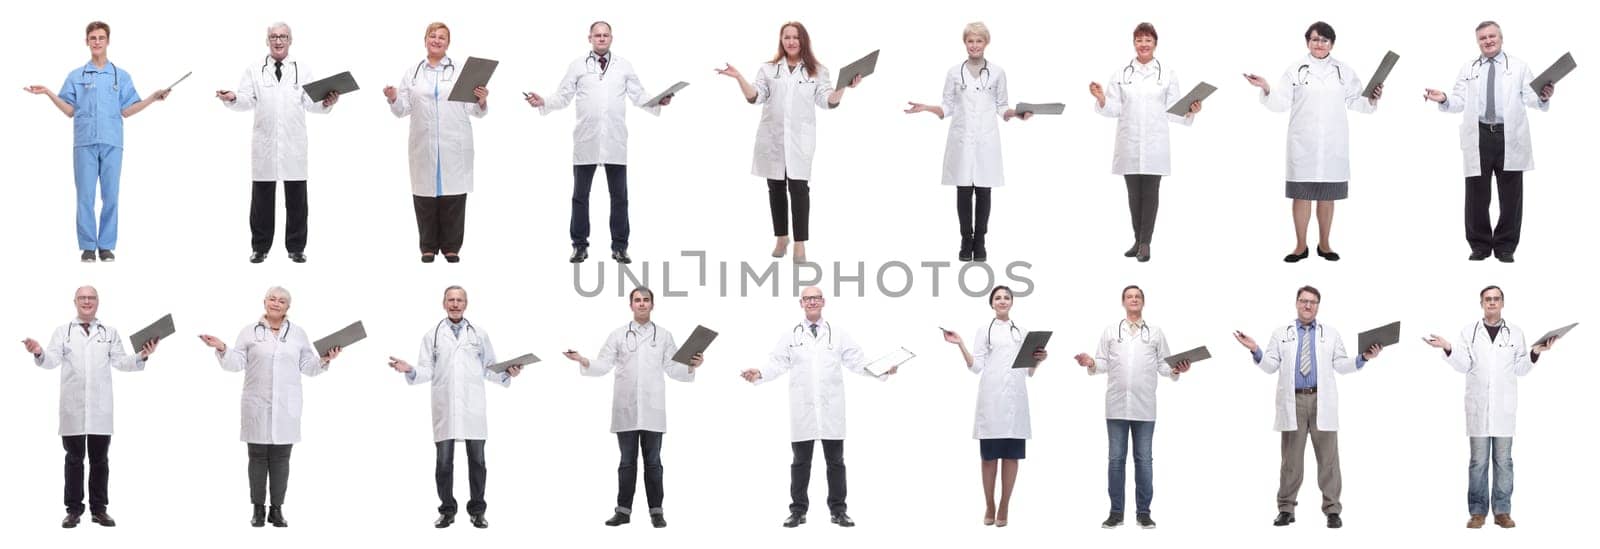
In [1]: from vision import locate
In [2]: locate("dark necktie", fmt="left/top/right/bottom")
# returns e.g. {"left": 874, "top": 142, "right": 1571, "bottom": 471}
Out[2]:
{"left": 809, "top": 323, "right": 818, "bottom": 337}
{"left": 274, "top": 61, "right": 283, "bottom": 82}
{"left": 1484, "top": 57, "right": 1497, "bottom": 123}
{"left": 597, "top": 55, "right": 608, "bottom": 72}
{"left": 81, "top": 323, "right": 91, "bottom": 336}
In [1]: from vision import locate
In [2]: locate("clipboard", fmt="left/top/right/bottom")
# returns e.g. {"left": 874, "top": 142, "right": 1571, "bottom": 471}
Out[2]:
{"left": 644, "top": 81, "right": 689, "bottom": 108}
{"left": 1533, "top": 322, "right": 1578, "bottom": 348}
{"left": 447, "top": 57, "right": 498, "bottom": 103}
{"left": 129, "top": 313, "right": 175, "bottom": 351}
{"left": 836, "top": 49, "right": 880, "bottom": 87}
{"left": 1010, "top": 331, "right": 1053, "bottom": 368}
{"left": 671, "top": 325, "right": 718, "bottom": 365}
{"left": 1162, "top": 346, "right": 1211, "bottom": 367}
{"left": 488, "top": 353, "right": 540, "bottom": 374}
{"left": 1015, "top": 102, "right": 1065, "bottom": 115}
{"left": 312, "top": 321, "right": 366, "bottom": 357}
{"left": 1357, "top": 321, "right": 1402, "bottom": 353}
{"left": 303, "top": 71, "right": 359, "bottom": 101}
{"left": 865, "top": 347, "right": 915, "bottom": 376}
{"left": 1165, "top": 82, "right": 1217, "bottom": 115}
{"left": 1360, "top": 51, "right": 1400, "bottom": 98}
{"left": 1531, "top": 52, "right": 1577, "bottom": 94}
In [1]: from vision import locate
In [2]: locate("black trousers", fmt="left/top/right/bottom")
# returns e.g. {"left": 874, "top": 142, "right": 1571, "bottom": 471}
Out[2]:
{"left": 956, "top": 186, "right": 992, "bottom": 238}
{"left": 572, "top": 164, "right": 630, "bottom": 252}
{"left": 616, "top": 430, "right": 665, "bottom": 513}
{"left": 790, "top": 439, "right": 846, "bottom": 514}
{"left": 1124, "top": 174, "right": 1162, "bottom": 245}
{"left": 246, "top": 443, "right": 293, "bottom": 506}
{"left": 412, "top": 194, "right": 468, "bottom": 254}
{"left": 767, "top": 178, "right": 811, "bottom": 241}
{"left": 1465, "top": 125, "right": 1524, "bottom": 254}
{"left": 250, "top": 180, "right": 308, "bottom": 253}
{"left": 63, "top": 435, "right": 111, "bottom": 514}
{"left": 436, "top": 439, "right": 487, "bottom": 516}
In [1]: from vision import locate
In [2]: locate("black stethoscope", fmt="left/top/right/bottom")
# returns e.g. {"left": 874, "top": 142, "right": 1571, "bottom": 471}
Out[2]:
{"left": 792, "top": 320, "right": 832, "bottom": 347}
{"left": 412, "top": 57, "right": 457, "bottom": 82}
{"left": 260, "top": 56, "right": 300, "bottom": 86}
{"left": 1120, "top": 58, "right": 1163, "bottom": 85}
{"left": 253, "top": 319, "right": 292, "bottom": 343}
{"left": 585, "top": 51, "right": 612, "bottom": 79}
{"left": 773, "top": 61, "right": 817, "bottom": 84}
{"left": 65, "top": 322, "right": 113, "bottom": 345}
{"left": 1280, "top": 321, "right": 1328, "bottom": 344}
{"left": 1468, "top": 320, "right": 1515, "bottom": 350}
{"left": 1467, "top": 55, "right": 1513, "bottom": 81}
{"left": 1294, "top": 62, "right": 1343, "bottom": 86}
{"left": 624, "top": 321, "right": 658, "bottom": 352}
{"left": 79, "top": 62, "right": 120, "bottom": 92}
{"left": 429, "top": 317, "right": 483, "bottom": 362}
{"left": 985, "top": 318, "right": 1023, "bottom": 351}
{"left": 1116, "top": 319, "right": 1152, "bottom": 343}
{"left": 960, "top": 59, "right": 991, "bottom": 91}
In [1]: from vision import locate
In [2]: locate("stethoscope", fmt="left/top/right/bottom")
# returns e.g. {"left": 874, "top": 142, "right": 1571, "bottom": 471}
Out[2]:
{"left": 429, "top": 317, "right": 484, "bottom": 362}
{"left": 1294, "top": 62, "right": 1343, "bottom": 86}
{"left": 773, "top": 61, "right": 817, "bottom": 84}
{"left": 65, "top": 322, "right": 113, "bottom": 345}
{"left": 253, "top": 319, "right": 292, "bottom": 343}
{"left": 79, "top": 62, "right": 120, "bottom": 92}
{"left": 260, "top": 56, "right": 299, "bottom": 86}
{"left": 1467, "top": 55, "right": 1513, "bottom": 81}
{"left": 792, "top": 320, "right": 833, "bottom": 348}
{"left": 1280, "top": 321, "right": 1327, "bottom": 344}
{"left": 412, "top": 57, "right": 457, "bottom": 82}
{"left": 624, "top": 321, "right": 658, "bottom": 352}
{"left": 985, "top": 318, "right": 1024, "bottom": 351}
{"left": 960, "top": 59, "right": 991, "bottom": 91}
{"left": 1116, "top": 319, "right": 1152, "bottom": 343}
{"left": 585, "top": 52, "right": 612, "bottom": 80}
{"left": 1468, "top": 320, "right": 1515, "bottom": 350}
{"left": 1120, "top": 58, "right": 1163, "bottom": 85}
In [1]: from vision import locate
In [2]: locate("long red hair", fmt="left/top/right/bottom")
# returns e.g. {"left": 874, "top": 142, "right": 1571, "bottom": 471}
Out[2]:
{"left": 768, "top": 21, "right": 821, "bottom": 78}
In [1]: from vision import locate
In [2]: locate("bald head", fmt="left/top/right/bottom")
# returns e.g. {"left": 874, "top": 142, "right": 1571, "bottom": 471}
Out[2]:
{"left": 799, "top": 286, "right": 825, "bottom": 321}
{"left": 74, "top": 286, "right": 100, "bottom": 321}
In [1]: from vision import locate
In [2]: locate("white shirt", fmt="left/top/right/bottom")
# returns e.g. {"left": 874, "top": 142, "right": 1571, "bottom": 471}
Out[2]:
{"left": 405, "top": 318, "right": 510, "bottom": 442}
{"left": 34, "top": 319, "right": 145, "bottom": 436}
{"left": 223, "top": 55, "right": 331, "bottom": 182}
{"left": 1090, "top": 319, "right": 1177, "bottom": 421}
{"left": 938, "top": 60, "right": 1008, "bottom": 187}
{"left": 759, "top": 318, "right": 878, "bottom": 442}
{"left": 749, "top": 61, "right": 835, "bottom": 181}
{"left": 539, "top": 52, "right": 662, "bottom": 166}
{"left": 390, "top": 58, "right": 488, "bottom": 197}
{"left": 1442, "top": 319, "right": 1536, "bottom": 437}
{"left": 1093, "top": 58, "right": 1193, "bottom": 176}
{"left": 1260, "top": 54, "right": 1378, "bottom": 183}
{"left": 969, "top": 318, "right": 1031, "bottom": 439}
{"left": 581, "top": 321, "right": 695, "bottom": 433}
{"left": 216, "top": 319, "right": 328, "bottom": 444}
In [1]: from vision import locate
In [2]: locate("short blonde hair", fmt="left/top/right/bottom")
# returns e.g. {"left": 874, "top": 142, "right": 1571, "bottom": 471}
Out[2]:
{"left": 424, "top": 22, "right": 450, "bottom": 41}
{"left": 963, "top": 22, "right": 990, "bottom": 42}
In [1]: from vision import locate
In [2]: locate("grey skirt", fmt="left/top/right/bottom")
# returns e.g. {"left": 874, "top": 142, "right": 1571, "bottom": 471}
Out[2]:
{"left": 1286, "top": 181, "right": 1349, "bottom": 200}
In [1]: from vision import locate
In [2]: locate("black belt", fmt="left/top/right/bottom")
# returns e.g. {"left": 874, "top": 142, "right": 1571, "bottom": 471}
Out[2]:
{"left": 1479, "top": 122, "right": 1504, "bottom": 133}
{"left": 1294, "top": 387, "right": 1317, "bottom": 394}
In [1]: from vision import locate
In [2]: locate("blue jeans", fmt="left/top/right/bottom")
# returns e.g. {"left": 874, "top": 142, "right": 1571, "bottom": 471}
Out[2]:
{"left": 1468, "top": 437, "right": 1513, "bottom": 515}
{"left": 1107, "top": 419, "right": 1155, "bottom": 514}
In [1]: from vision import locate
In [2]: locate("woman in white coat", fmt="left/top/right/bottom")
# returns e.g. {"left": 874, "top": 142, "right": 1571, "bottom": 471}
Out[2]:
{"left": 942, "top": 286, "right": 1045, "bottom": 528}
{"left": 384, "top": 22, "right": 489, "bottom": 264}
{"left": 715, "top": 21, "right": 864, "bottom": 264}
{"left": 1424, "top": 286, "right": 1557, "bottom": 528}
{"left": 906, "top": 22, "right": 1029, "bottom": 263}
{"left": 1244, "top": 22, "right": 1382, "bottom": 263}
{"left": 563, "top": 287, "right": 702, "bottom": 528}
{"left": 1090, "top": 23, "right": 1201, "bottom": 263}
{"left": 199, "top": 286, "right": 341, "bottom": 528}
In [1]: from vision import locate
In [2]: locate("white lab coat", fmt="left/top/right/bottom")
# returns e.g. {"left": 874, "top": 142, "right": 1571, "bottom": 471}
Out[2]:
{"left": 939, "top": 61, "right": 1008, "bottom": 187}
{"left": 759, "top": 319, "right": 876, "bottom": 442}
{"left": 390, "top": 58, "right": 487, "bottom": 197}
{"left": 1261, "top": 55, "right": 1377, "bottom": 183}
{"left": 216, "top": 320, "right": 328, "bottom": 444}
{"left": 1439, "top": 53, "right": 1550, "bottom": 177}
{"left": 34, "top": 319, "right": 145, "bottom": 436}
{"left": 539, "top": 53, "right": 661, "bottom": 165}
{"left": 1254, "top": 321, "right": 1361, "bottom": 431}
{"left": 581, "top": 321, "right": 695, "bottom": 433}
{"left": 406, "top": 319, "right": 510, "bottom": 442}
{"left": 1090, "top": 320, "right": 1178, "bottom": 422}
{"left": 1441, "top": 320, "right": 1535, "bottom": 437}
{"left": 969, "top": 319, "right": 1031, "bottom": 439}
{"left": 224, "top": 56, "right": 331, "bottom": 182}
{"left": 1094, "top": 59, "right": 1193, "bottom": 176}
{"left": 749, "top": 61, "right": 835, "bottom": 181}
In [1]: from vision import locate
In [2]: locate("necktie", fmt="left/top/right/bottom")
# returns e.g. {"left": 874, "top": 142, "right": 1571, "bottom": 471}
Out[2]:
{"left": 274, "top": 61, "right": 283, "bottom": 82}
{"left": 598, "top": 55, "right": 608, "bottom": 72}
{"left": 1484, "top": 57, "right": 1497, "bottom": 123}
{"left": 1298, "top": 325, "right": 1313, "bottom": 377}
{"left": 81, "top": 323, "right": 91, "bottom": 336}
{"left": 809, "top": 323, "right": 818, "bottom": 337}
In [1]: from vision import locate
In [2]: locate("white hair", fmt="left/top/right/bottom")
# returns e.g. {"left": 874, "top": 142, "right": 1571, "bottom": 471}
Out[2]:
{"left": 265, "top": 286, "right": 292, "bottom": 306}
{"left": 267, "top": 22, "right": 292, "bottom": 37}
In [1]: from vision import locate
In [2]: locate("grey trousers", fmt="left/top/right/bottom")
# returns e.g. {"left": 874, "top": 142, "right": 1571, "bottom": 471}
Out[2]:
{"left": 1278, "top": 392, "right": 1342, "bottom": 514}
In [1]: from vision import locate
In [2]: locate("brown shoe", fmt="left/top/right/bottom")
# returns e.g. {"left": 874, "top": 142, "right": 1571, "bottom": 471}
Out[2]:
{"left": 1493, "top": 514, "right": 1516, "bottom": 528}
{"left": 1467, "top": 515, "right": 1486, "bottom": 529}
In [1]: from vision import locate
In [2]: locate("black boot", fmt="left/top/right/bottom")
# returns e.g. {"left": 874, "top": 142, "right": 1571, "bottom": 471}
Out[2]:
{"left": 251, "top": 505, "right": 266, "bottom": 528}
{"left": 959, "top": 234, "right": 974, "bottom": 262}
{"left": 972, "top": 234, "right": 988, "bottom": 262}
{"left": 267, "top": 506, "right": 287, "bottom": 528}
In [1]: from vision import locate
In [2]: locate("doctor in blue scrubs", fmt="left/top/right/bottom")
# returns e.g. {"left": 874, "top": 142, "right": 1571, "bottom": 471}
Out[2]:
{"left": 25, "top": 21, "right": 169, "bottom": 263}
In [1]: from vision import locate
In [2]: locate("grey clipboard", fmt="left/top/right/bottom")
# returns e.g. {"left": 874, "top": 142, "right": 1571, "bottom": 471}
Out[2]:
{"left": 1162, "top": 345, "right": 1211, "bottom": 367}
{"left": 303, "top": 71, "right": 359, "bottom": 101}
{"left": 312, "top": 321, "right": 365, "bottom": 357}
{"left": 1360, "top": 51, "right": 1400, "bottom": 98}
{"left": 644, "top": 81, "right": 689, "bottom": 108}
{"left": 1533, "top": 322, "right": 1578, "bottom": 348}
{"left": 1015, "top": 102, "right": 1065, "bottom": 115}
{"left": 166, "top": 71, "right": 192, "bottom": 90}
{"left": 129, "top": 313, "right": 175, "bottom": 351}
{"left": 1357, "top": 321, "right": 1402, "bottom": 352}
{"left": 1010, "top": 331, "right": 1053, "bottom": 368}
{"left": 836, "top": 49, "right": 880, "bottom": 87}
{"left": 865, "top": 347, "right": 915, "bottom": 376}
{"left": 447, "top": 57, "right": 498, "bottom": 102}
{"left": 1165, "top": 82, "right": 1217, "bottom": 115}
{"left": 1531, "top": 52, "right": 1577, "bottom": 94}
{"left": 671, "top": 325, "right": 718, "bottom": 365}
{"left": 488, "top": 353, "right": 540, "bottom": 374}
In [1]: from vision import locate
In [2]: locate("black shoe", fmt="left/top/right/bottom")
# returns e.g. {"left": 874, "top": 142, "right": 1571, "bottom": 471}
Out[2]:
{"left": 782, "top": 512, "right": 806, "bottom": 528}
{"left": 612, "top": 250, "right": 632, "bottom": 264}
{"left": 1326, "top": 513, "right": 1342, "bottom": 528}
{"left": 267, "top": 506, "right": 286, "bottom": 528}
{"left": 81, "top": 250, "right": 97, "bottom": 263}
{"left": 972, "top": 235, "right": 988, "bottom": 262}
{"left": 651, "top": 513, "right": 667, "bottom": 528}
{"left": 1136, "top": 513, "right": 1156, "bottom": 529}
{"left": 1124, "top": 243, "right": 1139, "bottom": 257}
{"left": 570, "top": 247, "right": 589, "bottom": 263}
{"left": 250, "top": 252, "right": 267, "bottom": 264}
{"left": 1136, "top": 243, "right": 1151, "bottom": 263}
{"left": 1283, "top": 249, "right": 1310, "bottom": 263}
{"left": 605, "top": 511, "right": 630, "bottom": 526}
{"left": 421, "top": 253, "right": 436, "bottom": 263}
{"left": 98, "top": 249, "right": 115, "bottom": 262}
{"left": 1468, "top": 249, "right": 1491, "bottom": 261}
{"left": 1102, "top": 512, "right": 1124, "bottom": 529}
{"left": 91, "top": 512, "right": 116, "bottom": 527}
{"left": 959, "top": 235, "right": 974, "bottom": 262}
{"left": 1273, "top": 512, "right": 1295, "bottom": 526}
{"left": 1495, "top": 251, "right": 1515, "bottom": 263}
{"left": 470, "top": 514, "right": 488, "bottom": 529}
{"left": 63, "top": 513, "right": 82, "bottom": 528}
{"left": 289, "top": 252, "right": 307, "bottom": 263}
{"left": 434, "top": 513, "right": 455, "bottom": 528}
{"left": 444, "top": 254, "right": 461, "bottom": 263}
{"left": 251, "top": 505, "right": 266, "bottom": 527}
{"left": 1316, "top": 246, "right": 1341, "bottom": 261}
{"left": 830, "top": 512, "right": 855, "bottom": 527}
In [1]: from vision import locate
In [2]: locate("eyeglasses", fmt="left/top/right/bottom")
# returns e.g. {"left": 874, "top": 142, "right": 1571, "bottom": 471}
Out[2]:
{"left": 1297, "top": 299, "right": 1321, "bottom": 306}
{"left": 75, "top": 296, "right": 99, "bottom": 302}
{"left": 268, "top": 34, "right": 292, "bottom": 43}
{"left": 801, "top": 296, "right": 824, "bottom": 303}
{"left": 1483, "top": 296, "right": 1504, "bottom": 302}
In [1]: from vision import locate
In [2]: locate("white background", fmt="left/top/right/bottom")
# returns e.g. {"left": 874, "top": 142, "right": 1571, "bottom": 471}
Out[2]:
{"left": 2, "top": 0, "right": 1594, "bottom": 548}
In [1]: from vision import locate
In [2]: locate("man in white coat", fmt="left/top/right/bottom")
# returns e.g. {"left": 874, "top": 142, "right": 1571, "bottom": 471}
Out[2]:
{"left": 217, "top": 22, "right": 339, "bottom": 264}
{"left": 527, "top": 22, "right": 670, "bottom": 265}
{"left": 563, "top": 287, "right": 702, "bottom": 528}
{"left": 23, "top": 286, "right": 158, "bottom": 528}
{"left": 1233, "top": 285, "right": 1382, "bottom": 529}
{"left": 388, "top": 286, "right": 522, "bottom": 529}
{"left": 740, "top": 286, "right": 898, "bottom": 528}
{"left": 1425, "top": 22, "right": 1555, "bottom": 263}
{"left": 1424, "top": 286, "right": 1557, "bottom": 529}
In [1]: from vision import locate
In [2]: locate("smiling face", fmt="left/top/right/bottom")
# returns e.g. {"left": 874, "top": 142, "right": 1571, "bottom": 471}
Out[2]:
{"left": 443, "top": 288, "right": 468, "bottom": 321}
{"left": 964, "top": 33, "right": 988, "bottom": 60}
{"left": 1306, "top": 30, "right": 1333, "bottom": 59}
{"left": 425, "top": 26, "right": 450, "bottom": 59}
{"left": 85, "top": 28, "right": 108, "bottom": 57}
{"left": 263, "top": 291, "right": 290, "bottom": 321}
{"left": 990, "top": 287, "right": 1013, "bottom": 316}
{"left": 799, "top": 287, "right": 825, "bottom": 319}
{"left": 589, "top": 22, "right": 612, "bottom": 55}
{"left": 1122, "top": 287, "right": 1145, "bottom": 315}
{"left": 1477, "top": 24, "right": 1502, "bottom": 58}
{"left": 781, "top": 25, "right": 802, "bottom": 60}
{"left": 267, "top": 25, "right": 292, "bottom": 60}
{"left": 1296, "top": 290, "right": 1320, "bottom": 324}
{"left": 1134, "top": 34, "right": 1156, "bottom": 61}
{"left": 74, "top": 286, "right": 99, "bottom": 320}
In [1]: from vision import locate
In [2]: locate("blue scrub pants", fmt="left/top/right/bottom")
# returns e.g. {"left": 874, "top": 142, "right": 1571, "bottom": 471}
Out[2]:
{"left": 72, "top": 144, "right": 122, "bottom": 251}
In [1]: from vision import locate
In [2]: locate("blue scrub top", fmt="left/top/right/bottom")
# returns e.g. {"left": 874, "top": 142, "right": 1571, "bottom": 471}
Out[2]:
{"left": 58, "top": 60, "right": 140, "bottom": 149}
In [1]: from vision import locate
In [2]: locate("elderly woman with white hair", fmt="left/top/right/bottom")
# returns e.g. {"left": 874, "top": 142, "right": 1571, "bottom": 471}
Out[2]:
{"left": 199, "top": 286, "right": 342, "bottom": 528}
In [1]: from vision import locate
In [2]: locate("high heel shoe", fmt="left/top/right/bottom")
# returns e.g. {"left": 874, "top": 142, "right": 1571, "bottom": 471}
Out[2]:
{"left": 793, "top": 241, "right": 808, "bottom": 264}
{"left": 1283, "top": 249, "right": 1310, "bottom": 263}
{"left": 772, "top": 236, "right": 790, "bottom": 258}
{"left": 983, "top": 517, "right": 996, "bottom": 526}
